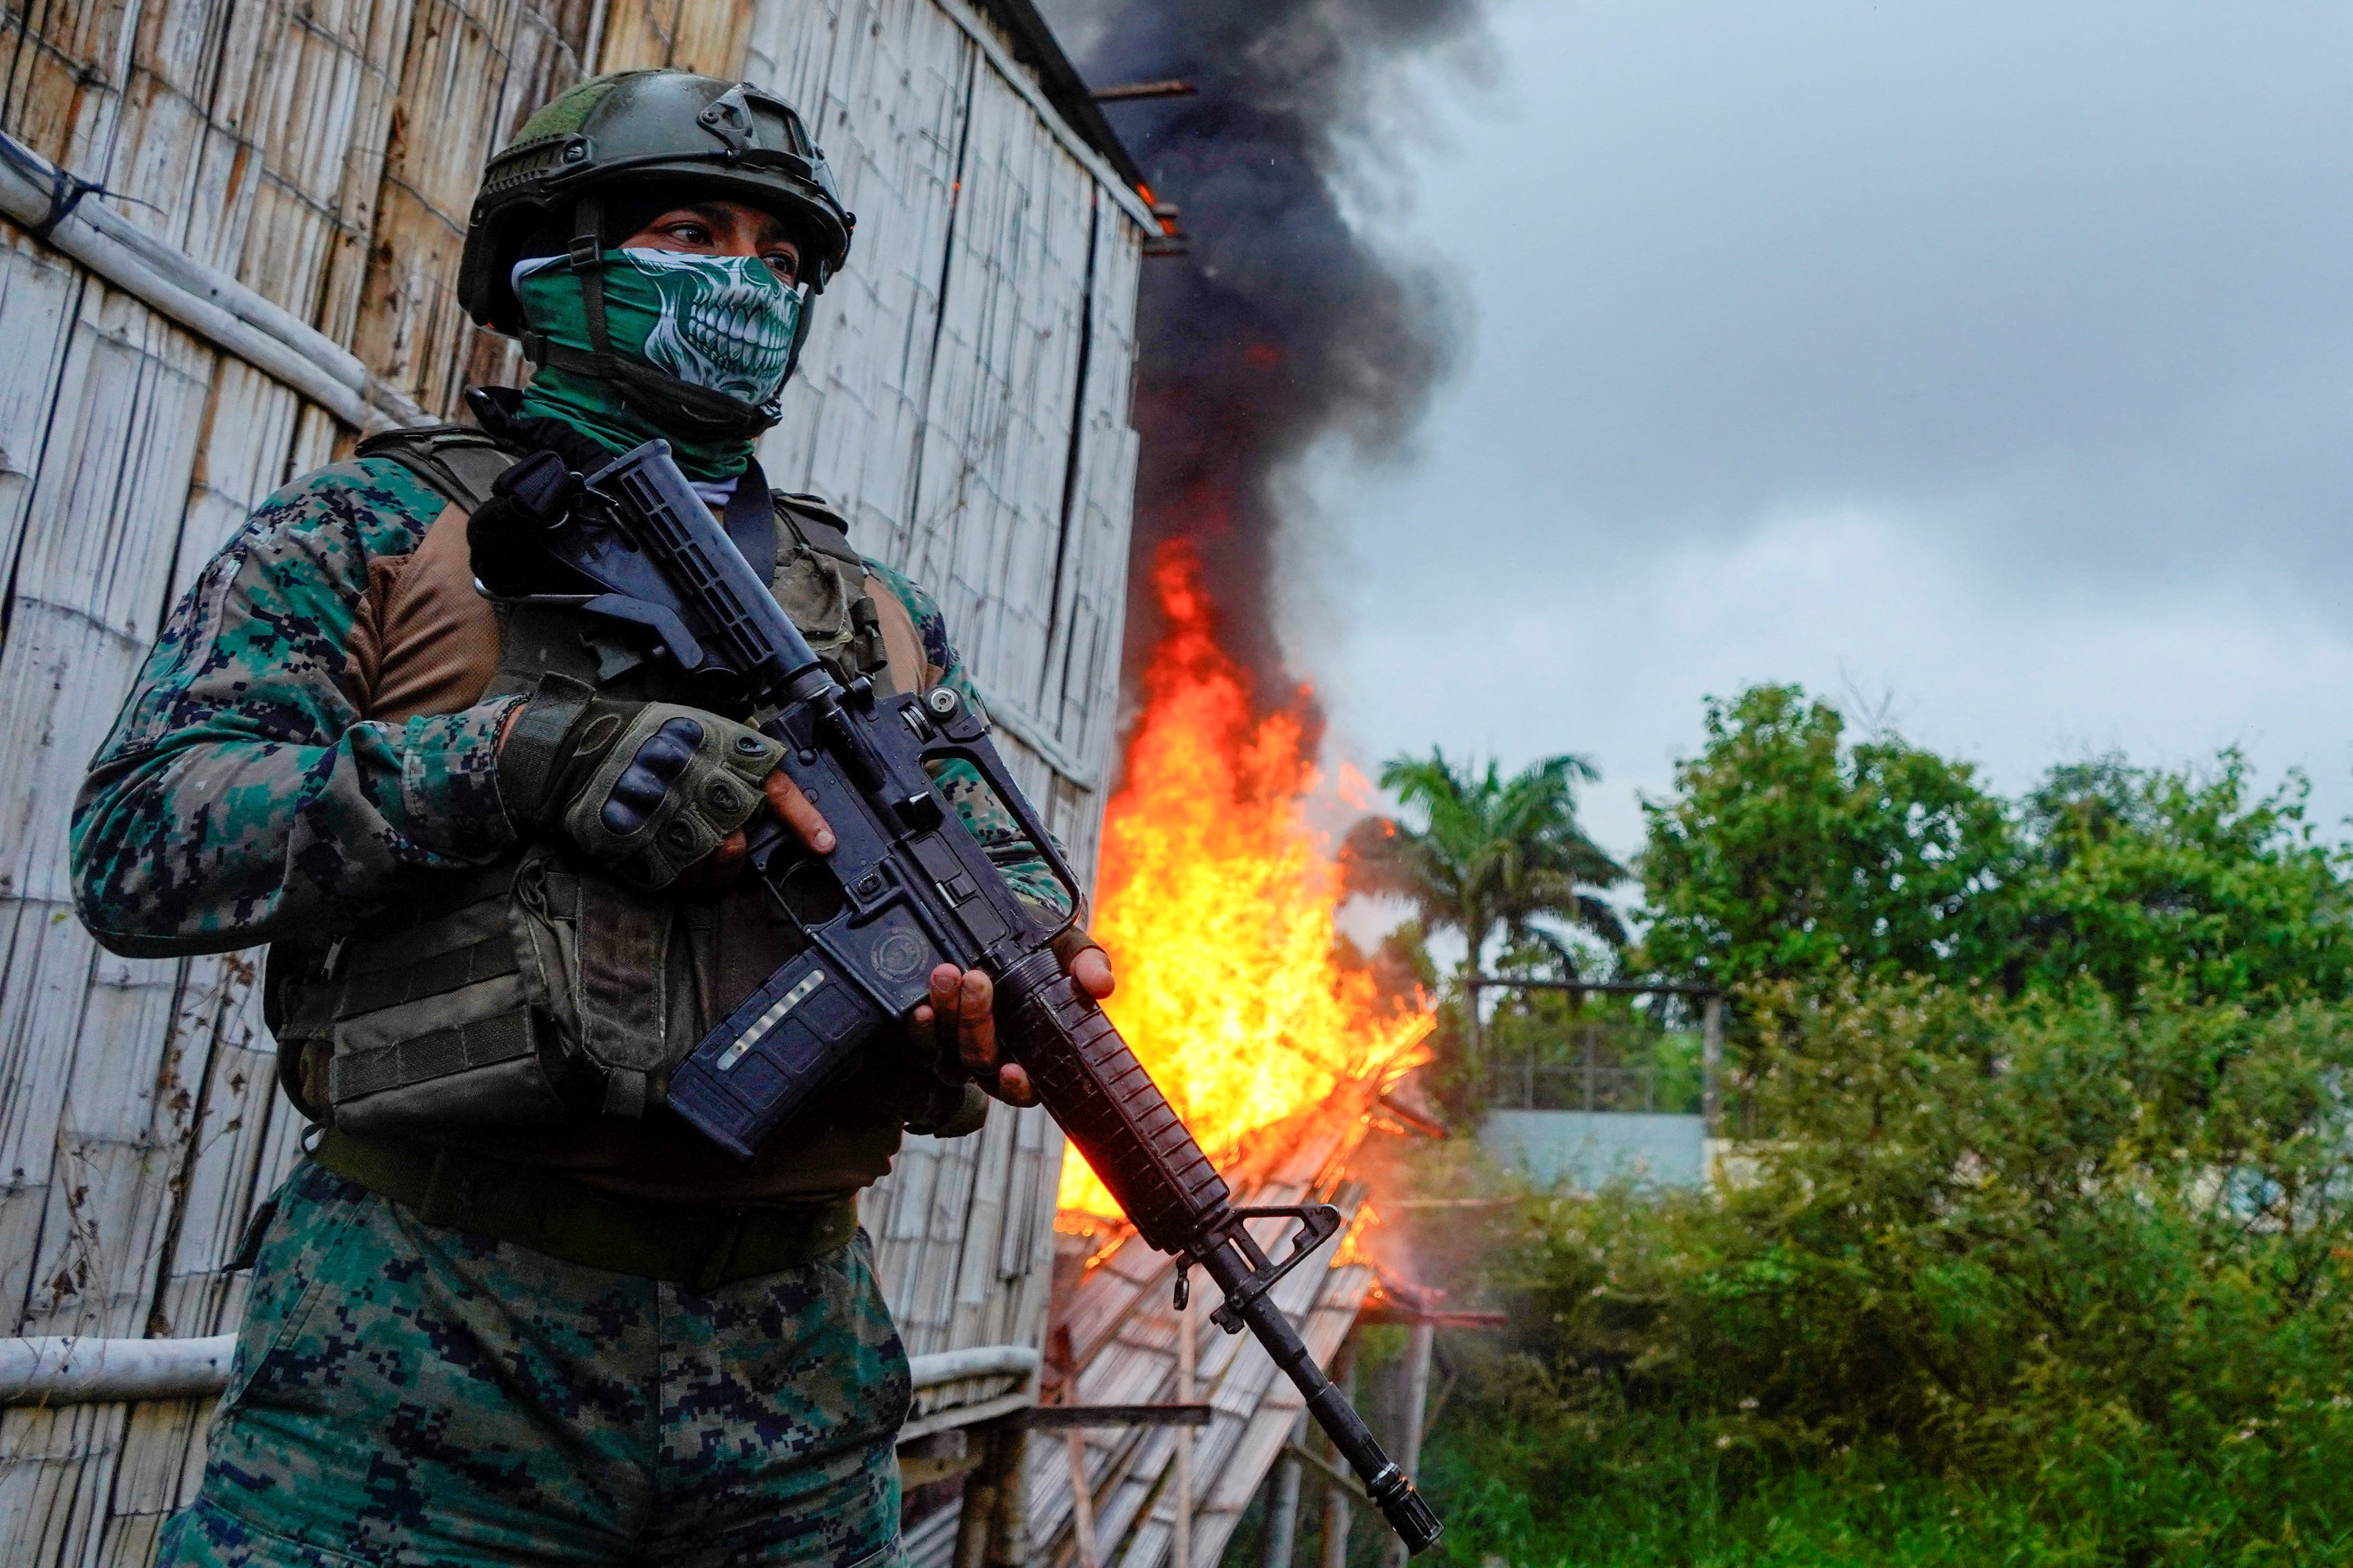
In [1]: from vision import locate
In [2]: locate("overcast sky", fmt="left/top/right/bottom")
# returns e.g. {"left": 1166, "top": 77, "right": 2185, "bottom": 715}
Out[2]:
{"left": 1287, "top": 0, "right": 2353, "bottom": 864}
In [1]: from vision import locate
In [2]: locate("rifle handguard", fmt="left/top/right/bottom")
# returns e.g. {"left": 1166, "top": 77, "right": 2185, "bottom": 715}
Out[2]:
{"left": 993, "top": 948, "right": 1443, "bottom": 1556}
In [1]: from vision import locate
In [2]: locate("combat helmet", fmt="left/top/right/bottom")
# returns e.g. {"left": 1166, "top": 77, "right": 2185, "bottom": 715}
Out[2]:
{"left": 457, "top": 70, "right": 856, "bottom": 439}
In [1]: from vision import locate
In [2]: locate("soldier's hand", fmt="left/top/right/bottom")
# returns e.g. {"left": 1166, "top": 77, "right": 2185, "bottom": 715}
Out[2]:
{"left": 499, "top": 692, "right": 837, "bottom": 893}
{"left": 691, "top": 771, "right": 837, "bottom": 888}
{"left": 915, "top": 945, "right": 1116, "bottom": 1107}
{"left": 496, "top": 691, "right": 788, "bottom": 892}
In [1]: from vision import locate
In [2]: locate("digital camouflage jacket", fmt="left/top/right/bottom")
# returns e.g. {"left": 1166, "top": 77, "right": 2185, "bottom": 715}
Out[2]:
{"left": 70, "top": 450, "right": 1067, "bottom": 1201}
{"left": 71, "top": 457, "right": 1063, "bottom": 957}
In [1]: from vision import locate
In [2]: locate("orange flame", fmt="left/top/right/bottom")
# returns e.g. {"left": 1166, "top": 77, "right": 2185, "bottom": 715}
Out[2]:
{"left": 1056, "top": 543, "right": 1433, "bottom": 1222}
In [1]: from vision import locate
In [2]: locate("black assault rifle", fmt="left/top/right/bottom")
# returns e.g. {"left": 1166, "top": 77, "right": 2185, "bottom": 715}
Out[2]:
{"left": 481, "top": 438, "right": 1442, "bottom": 1555}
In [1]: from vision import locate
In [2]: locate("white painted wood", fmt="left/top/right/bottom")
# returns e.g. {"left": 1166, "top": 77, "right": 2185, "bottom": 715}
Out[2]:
{"left": 0, "top": 234, "right": 85, "bottom": 589}
{"left": 0, "top": 0, "right": 1147, "bottom": 1559}
{"left": 927, "top": 0, "right": 1155, "bottom": 232}
{"left": 0, "top": 137, "right": 391, "bottom": 428}
{"left": 904, "top": 72, "right": 1092, "bottom": 716}
{"left": 754, "top": 0, "right": 973, "bottom": 566}
{"left": 0, "top": 1401, "right": 133, "bottom": 1566}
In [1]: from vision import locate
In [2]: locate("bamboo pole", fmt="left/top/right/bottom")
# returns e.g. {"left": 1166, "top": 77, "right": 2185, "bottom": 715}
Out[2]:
{"left": 1385, "top": 1326, "right": 1435, "bottom": 1568}
{"left": 1175, "top": 1300, "right": 1197, "bottom": 1568}
{"left": 1261, "top": 1413, "right": 1305, "bottom": 1568}
{"left": 1066, "top": 1429, "right": 1101, "bottom": 1568}
{"left": 1318, "top": 1341, "right": 1355, "bottom": 1568}
{"left": 989, "top": 1425, "right": 1032, "bottom": 1567}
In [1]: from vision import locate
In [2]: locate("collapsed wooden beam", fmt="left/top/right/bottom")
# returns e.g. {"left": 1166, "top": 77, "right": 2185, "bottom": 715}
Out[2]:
{"left": 1015, "top": 1079, "right": 1390, "bottom": 1568}
{"left": 1090, "top": 81, "right": 1199, "bottom": 102}
{"left": 1023, "top": 1405, "right": 1212, "bottom": 1429}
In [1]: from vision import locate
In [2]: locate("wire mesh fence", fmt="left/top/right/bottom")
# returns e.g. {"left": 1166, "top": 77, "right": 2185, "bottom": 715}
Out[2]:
{"left": 1471, "top": 980, "right": 1722, "bottom": 1121}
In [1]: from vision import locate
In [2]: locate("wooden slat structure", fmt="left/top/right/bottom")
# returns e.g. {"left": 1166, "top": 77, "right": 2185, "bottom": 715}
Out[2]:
{"left": 0, "top": 0, "right": 1148, "bottom": 1559}
{"left": 977, "top": 1082, "right": 1395, "bottom": 1568}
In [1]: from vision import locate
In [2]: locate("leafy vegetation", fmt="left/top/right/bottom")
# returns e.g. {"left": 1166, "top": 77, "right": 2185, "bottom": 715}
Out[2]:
{"left": 1342, "top": 748, "right": 1630, "bottom": 978}
{"left": 1339, "top": 748, "right": 1639, "bottom": 1123}
{"left": 2005, "top": 756, "right": 2353, "bottom": 1005}
{"left": 1637, "top": 685, "right": 2014, "bottom": 996}
{"left": 1414, "top": 981, "right": 2353, "bottom": 1566}
{"left": 1291, "top": 685, "right": 2353, "bottom": 1567}
{"left": 1637, "top": 684, "right": 2353, "bottom": 1008}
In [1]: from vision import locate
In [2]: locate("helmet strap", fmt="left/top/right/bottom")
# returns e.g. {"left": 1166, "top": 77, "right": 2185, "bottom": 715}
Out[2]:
{"left": 568, "top": 194, "right": 613, "bottom": 353}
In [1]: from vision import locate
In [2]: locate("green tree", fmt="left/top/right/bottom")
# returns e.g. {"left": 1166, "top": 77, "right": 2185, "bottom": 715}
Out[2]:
{"left": 1343, "top": 752, "right": 1629, "bottom": 1123}
{"left": 1635, "top": 684, "right": 2014, "bottom": 996}
{"left": 1342, "top": 749, "right": 1629, "bottom": 980}
{"left": 1638, "top": 685, "right": 2353, "bottom": 1007}
{"left": 2008, "top": 752, "right": 2353, "bottom": 1004}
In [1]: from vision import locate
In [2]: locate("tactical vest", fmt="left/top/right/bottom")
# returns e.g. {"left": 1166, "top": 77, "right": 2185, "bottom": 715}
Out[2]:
{"left": 264, "top": 425, "right": 965, "bottom": 1157}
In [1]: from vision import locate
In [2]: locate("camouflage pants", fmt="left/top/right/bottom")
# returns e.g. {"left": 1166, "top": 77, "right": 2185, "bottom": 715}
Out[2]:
{"left": 157, "top": 1160, "right": 911, "bottom": 1567}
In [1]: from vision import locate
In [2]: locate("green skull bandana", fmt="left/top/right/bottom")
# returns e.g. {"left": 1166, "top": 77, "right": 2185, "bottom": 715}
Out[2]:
{"left": 513, "top": 249, "right": 803, "bottom": 481}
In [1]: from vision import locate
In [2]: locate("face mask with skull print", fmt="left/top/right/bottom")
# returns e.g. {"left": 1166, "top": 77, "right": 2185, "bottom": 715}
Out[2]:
{"left": 515, "top": 248, "right": 804, "bottom": 407}
{"left": 616, "top": 249, "right": 802, "bottom": 406}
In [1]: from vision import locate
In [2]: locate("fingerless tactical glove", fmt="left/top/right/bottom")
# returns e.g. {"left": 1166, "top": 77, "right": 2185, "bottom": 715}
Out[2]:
{"left": 496, "top": 673, "right": 783, "bottom": 891}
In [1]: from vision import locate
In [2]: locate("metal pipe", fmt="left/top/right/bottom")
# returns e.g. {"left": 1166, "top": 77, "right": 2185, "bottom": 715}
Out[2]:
{"left": 908, "top": 1345, "right": 1045, "bottom": 1389}
{"left": 0, "top": 1334, "right": 238, "bottom": 1405}
{"left": 1702, "top": 993, "right": 1725, "bottom": 1138}
{"left": 1466, "top": 978, "right": 1720, "bottom": 997}
{"left": 2, "top": 1335, "right": 1040, "bottom": 1406}
{"left": 0, "top": 133, "right": 425, "bottom": 432}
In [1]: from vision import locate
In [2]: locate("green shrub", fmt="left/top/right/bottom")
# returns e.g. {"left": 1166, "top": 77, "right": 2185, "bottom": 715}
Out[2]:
{"left": 1420, "top": 982, "right": 2353, "bottom": 1566}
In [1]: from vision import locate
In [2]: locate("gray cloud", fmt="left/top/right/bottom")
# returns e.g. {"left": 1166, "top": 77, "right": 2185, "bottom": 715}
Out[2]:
{"left": 1293, "top": 0, "right": 2353, "bottom": 855}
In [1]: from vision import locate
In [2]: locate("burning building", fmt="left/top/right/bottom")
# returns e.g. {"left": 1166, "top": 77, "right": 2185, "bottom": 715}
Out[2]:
{"left": 1001, "top": 544, "right": 1436, "bottom": 1568}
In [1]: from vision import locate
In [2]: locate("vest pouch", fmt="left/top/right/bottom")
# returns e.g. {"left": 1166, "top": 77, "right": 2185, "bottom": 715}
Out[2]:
{"left": 509, "top": 843, "right": 701, "bottom": 1119}
{"left": 323, "top": 859, "right": 595, "bottom": 1137}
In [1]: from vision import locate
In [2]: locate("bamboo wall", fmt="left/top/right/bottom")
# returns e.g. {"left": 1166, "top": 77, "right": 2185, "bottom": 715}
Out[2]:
{"left": 0, "top": 0, "right": 1146, "bottom": 1557}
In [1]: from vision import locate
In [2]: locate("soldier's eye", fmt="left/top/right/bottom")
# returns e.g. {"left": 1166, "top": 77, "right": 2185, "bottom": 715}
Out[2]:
{"left": 762, "top": 253, "right": 798, "bottom": 283}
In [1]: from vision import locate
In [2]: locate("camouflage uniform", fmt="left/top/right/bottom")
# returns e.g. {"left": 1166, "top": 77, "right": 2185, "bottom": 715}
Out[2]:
{"left": 64, "top": 59, "right": 1069, "bottom": 1567}
{"left": 72, "top": 458, "right": 1064, "bottom": 956}
{"left": 159, "top": 1161, "right": 910, "bottom": 1568}
{"left": 73, "top": 453, "right": 1057, "bottom": 1565}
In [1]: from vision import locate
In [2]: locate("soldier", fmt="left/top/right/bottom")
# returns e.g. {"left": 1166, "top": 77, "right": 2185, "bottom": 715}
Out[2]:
{"left": 71, "top": 69, "right": 1112, "bottom": 1568}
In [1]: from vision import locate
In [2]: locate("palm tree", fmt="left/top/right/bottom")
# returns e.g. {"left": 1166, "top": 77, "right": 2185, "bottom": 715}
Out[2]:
{"left": 1341, "top": 749, "right": 1629, "bottom": 982}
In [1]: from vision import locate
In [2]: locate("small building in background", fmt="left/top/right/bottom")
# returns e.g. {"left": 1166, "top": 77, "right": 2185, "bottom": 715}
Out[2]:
{"left": 1480, "top": 1108, "right": 1709, "bottom": 1191}
{"left": 0, "top": 0, "right": 1147, "bottom": 1559}
{"left": 1475, "top": 980, "right": 1726, "bottom": 1191}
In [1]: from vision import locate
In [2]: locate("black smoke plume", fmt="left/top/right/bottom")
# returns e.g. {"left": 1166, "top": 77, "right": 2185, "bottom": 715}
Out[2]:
{"left": 1045, "top": 0, "right": 1490, "bottom": 728}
